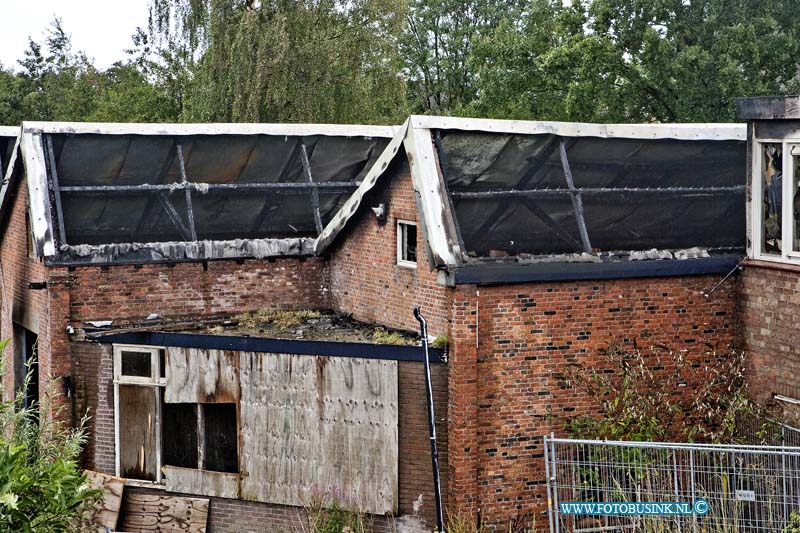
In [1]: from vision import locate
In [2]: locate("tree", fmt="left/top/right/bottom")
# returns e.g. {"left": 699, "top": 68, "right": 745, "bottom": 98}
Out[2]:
{"left": 148, "top": 0, "right": 409, "bottom": 124}
{"left": 466, "top": 0, "right": 800, "bottom": 122}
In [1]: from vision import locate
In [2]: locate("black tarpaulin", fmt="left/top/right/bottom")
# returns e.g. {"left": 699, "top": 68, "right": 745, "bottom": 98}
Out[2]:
{"left": 49, "top": 133, "right": 388, "bottom": 246}
{"left": 438, "top": 131, "right": 746, "bottom": 258}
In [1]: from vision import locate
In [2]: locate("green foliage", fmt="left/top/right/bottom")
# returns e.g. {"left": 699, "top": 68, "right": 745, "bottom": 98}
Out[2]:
{"left": 0, "top": 343, "right": 98, "bottom": 532}
{"left": 564, "top": 344, "right": 759, "bottom": 443}
{"left": 300, "top": 485, "right": 368, "bottom": 533}
{"left": 784, "top": 511, "right": 800, "bottom": 533}
{"left": 149, "top": 0, "right": 409, "bottom": 124}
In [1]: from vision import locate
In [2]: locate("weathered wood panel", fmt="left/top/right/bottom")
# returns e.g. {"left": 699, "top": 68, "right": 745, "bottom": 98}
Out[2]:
{"left": 165, "top": 348, "right": 239, "bottom": 404}
{"left": 118, "top": 385, "right": 158, "bottom": 480}
{"left": 163, "top": 466, "right": 239, "bottom": 499}
{"left": 120, "top": 494, "right": 209, "bottom": 533}
{"left": 85, "top": 470, "right": 125, "bottom": 532}
{"left": 239, "top": 352, "right": 398, "bottom": 514}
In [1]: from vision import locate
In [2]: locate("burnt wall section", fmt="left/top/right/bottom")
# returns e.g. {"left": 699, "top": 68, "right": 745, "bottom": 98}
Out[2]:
{"left": 326, "top": 160, "right": 451, "bottom": 336}
{"left": 446, "top": 275, "right": 737, "bottom": 528}
{"left": 739, "top": 262, "right": 800, "bottom": 411}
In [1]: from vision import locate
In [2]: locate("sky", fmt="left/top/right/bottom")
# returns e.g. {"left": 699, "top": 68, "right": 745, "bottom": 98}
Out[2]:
{"left": 0, "top": 0, "right": 152, "bottom": 71}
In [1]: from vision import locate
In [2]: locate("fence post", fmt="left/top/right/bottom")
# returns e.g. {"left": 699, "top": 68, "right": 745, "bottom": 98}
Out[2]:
{"left": 782, "top": 425, "right": 789, "bottom": 525}
{"left": 690, "top": 448, "right": 696, "bottom": 532}
{"left": 544, "top": 434, "right": 555, "bottom": 533}
{"left": 672, "top": 450, "right": 682, "bottom": 533}
{"left": 550, "top": 433, "right": 560, "bottom": 533}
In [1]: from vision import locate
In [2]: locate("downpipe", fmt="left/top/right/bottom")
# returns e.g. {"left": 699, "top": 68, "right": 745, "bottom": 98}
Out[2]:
{"left": 413, "top": 306, "right": 445, "bottom": 533}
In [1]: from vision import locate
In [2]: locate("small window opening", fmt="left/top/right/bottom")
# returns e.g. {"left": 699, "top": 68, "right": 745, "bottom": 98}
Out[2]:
{"left": 397, "top": 220, "right": 417, "bottom": 267}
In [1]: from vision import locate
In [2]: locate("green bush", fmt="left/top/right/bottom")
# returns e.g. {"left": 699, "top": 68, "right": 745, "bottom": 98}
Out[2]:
{"left": 0, "top": 344, "right": 98, "bottom": 532}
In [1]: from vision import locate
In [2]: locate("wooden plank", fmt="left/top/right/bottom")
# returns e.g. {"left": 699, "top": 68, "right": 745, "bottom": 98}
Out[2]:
{"left": 239, "top": 352, "right": 398, "bottom": 514}
{"left": 84, "top": 470, "right": 125, "bottom": 532}
{"left": 120, "top": 493, "right": 209, "bottom": 533}
{"left": 165, "top": 348, "right": 239, "bottom": 404}
{"left": 163, "top": 466, "right": 239, "bottom": 499}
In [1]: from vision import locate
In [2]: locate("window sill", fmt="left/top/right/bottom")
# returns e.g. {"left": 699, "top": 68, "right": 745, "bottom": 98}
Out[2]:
{"left": 743, "top": 258, "right": 800, "bottom": 274}
{"left": 396, "top": 261, "right": 417, "bottom": 269}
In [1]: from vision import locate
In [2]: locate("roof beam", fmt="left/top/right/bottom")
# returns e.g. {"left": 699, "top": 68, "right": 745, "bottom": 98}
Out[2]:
{"left": 176, "top": 142, "right": 197, "bottom": 241}
{"left": 156, "top": 192, "right": 192, "bottom": 241}
{"left": 133, "top": 140, "right": 176, "bottom": 239}
{"left": 60, "top": 182, "right": 360, "bottom": 193}
{"left": 300, "top": 142, "right": 323, "bottom": 235}
{"left": 44, "top": 135, "right": 67, "bottom": 245}
{"left": 450, "top": 186, "right": 745, "bottom": 199}
{"left": 560, "top": 140, "right": 592, "bottom": 254}
{"left": 520, "top": 198, "right": 584, "bottom": 251}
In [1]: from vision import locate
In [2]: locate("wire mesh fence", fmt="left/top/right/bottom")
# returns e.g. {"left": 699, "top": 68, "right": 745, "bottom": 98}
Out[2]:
{"left": 544, "top": 432, "right": 800, "bottom": 533}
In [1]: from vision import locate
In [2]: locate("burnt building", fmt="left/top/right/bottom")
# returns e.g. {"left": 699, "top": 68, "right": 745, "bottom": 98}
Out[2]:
{"left": 0, "top": 117, "right": 747, "bottom": 531}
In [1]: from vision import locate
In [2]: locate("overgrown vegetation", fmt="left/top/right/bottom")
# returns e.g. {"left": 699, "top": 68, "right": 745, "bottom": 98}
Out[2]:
{"left": 235, "top": 309, "right": 322, "bottom": 330}
{"left": 563, "top": 344, "right": 760, "bottom": 443}
{"left": 300, "top": 485, "right": 369, "bottom": 533}
{"left": 0, "top": 344, "right": 98, "bottom": 532}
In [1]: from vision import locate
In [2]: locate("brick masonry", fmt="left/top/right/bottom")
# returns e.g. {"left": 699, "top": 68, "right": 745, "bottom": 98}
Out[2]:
{"left": 446, "top": 276, "right": 737, "bottom": 528}
{"left": 738, "top": 261, "right": 800, "bottom": 409}
{"left": 1, "top": 159, "right": 743, "bottom": 532}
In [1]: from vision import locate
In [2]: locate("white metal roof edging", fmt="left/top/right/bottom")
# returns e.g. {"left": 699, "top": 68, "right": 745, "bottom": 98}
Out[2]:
{"left": 20, "top": 131, "right": 56, "bottom": 257}
{"left": 314, "top": 120, "right": 410, "bottom": 254}
{"left": 403, "top": 124, "right": 460, "bottom": 267}
{"left": 22, "top": 121, "right": 396, "bottom": 138}
{"left": 410, "top": 115, "right": 746, "bottom": 141}
{"left": 0, "top": 126, "right": 19, "bottom": 138}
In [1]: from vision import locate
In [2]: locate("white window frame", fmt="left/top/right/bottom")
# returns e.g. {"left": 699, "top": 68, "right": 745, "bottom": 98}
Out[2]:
{"left": 396, "top": 220, "right": 417, "bottom": 268}
{"left": 113, "top": 344, "right": 164, "bottom": 484}
{"left": 752, "top": 139, "right": 800, "bottom": 264}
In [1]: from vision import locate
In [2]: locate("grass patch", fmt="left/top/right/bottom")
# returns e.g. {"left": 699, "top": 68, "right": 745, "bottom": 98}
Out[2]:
{"left": 236, "top": 309, "right": 322, "bottom": 330}
{"left": 372, "top": 329, "right": 416, "bottom": 346}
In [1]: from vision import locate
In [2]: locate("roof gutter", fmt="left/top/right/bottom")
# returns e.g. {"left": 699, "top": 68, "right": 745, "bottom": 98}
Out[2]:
{"left": 445, "top": 255, "right": 743, "bottom": 286}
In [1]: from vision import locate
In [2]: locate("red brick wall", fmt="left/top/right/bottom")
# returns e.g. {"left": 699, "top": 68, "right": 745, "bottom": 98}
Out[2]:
{"left": 739, "top": 261, "right": 800, "bottom": 407}
{"left": 0, "top": 179, "right": 59, "bottom": 411}
{"left": 446, "top": 276, "right": 737, "bottom": 529}
{"left": 72, "top": 341, "right": 116, "bottom": 474}
{"left": 62, "top": 257, "right": 327, "bottom": 325}
{"left": 326, "top": 160, "right": 451, "bottom": 336}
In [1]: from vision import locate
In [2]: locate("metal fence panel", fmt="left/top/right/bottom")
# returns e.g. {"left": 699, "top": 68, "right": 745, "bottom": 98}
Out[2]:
{"left": 545, "top": 434, "right": 800, "bottom": 533}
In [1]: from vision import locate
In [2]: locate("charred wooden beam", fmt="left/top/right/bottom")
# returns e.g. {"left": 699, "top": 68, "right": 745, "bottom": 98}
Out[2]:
{"left": 560, "top": 140, "right": 592, "bottom": 253}
{"left": 60, "top": 182, "right": 360, "bottom": 192}
{"left": 133, "top": 140, "right": 176, "bottom": 239}
{"left": 450, "top": 186, "right": 745, "bottom": 199}
{"left": 300, "top": 142, "right": 323, "bottom": 235}
{"left": 521, "top": 198, "right": 584, "bottom": 251}
{"left": 176, "top": 142, "right": 197, "bottom": 241}
{"left": 157, "top": 192, "right": 192, "bottom": 241}
{"left": 45, "top": 135, "right": 67, "bottom": 245}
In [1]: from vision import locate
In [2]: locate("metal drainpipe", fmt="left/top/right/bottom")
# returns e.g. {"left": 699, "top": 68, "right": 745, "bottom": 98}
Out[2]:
{"left": 413, "top": 307, "right": 445, "bottom": 533}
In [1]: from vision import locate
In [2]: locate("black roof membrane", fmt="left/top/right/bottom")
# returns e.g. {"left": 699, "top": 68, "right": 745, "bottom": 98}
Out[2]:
{"left": 438, "top": 131, "right": 746, "bottom": 258}
{"left": 50, "top": 133, "right": 389, "bottom": 245}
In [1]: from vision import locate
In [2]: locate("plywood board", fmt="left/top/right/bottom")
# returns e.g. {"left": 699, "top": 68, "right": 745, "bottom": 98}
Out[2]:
{"left": 239, "top": 352, "right": 398, "bottom": 514}
{"left": 84, "top": 470, "right": 125, "bottom": 532}
{"left": 164, "top": 466, "right": 239, "bottom": 499}
{"left": 118, "top": 385, "right": 158, "bottom": 480}
{"left": 120, "top": 493, "right": 208, "bottom": 533}
{"left": 165, "top": 348, "right": 239, "bottom": 404}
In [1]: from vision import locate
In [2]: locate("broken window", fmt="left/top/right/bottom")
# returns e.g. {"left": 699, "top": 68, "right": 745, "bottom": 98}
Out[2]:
{"left": 397, "top": 220, "right": 417, "bottom": 267}
{"left": 761, "top": 143, "right": 783, "bottom": 254}
{"left": 161, "top": 403, "right": 238, "bottom": 474}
